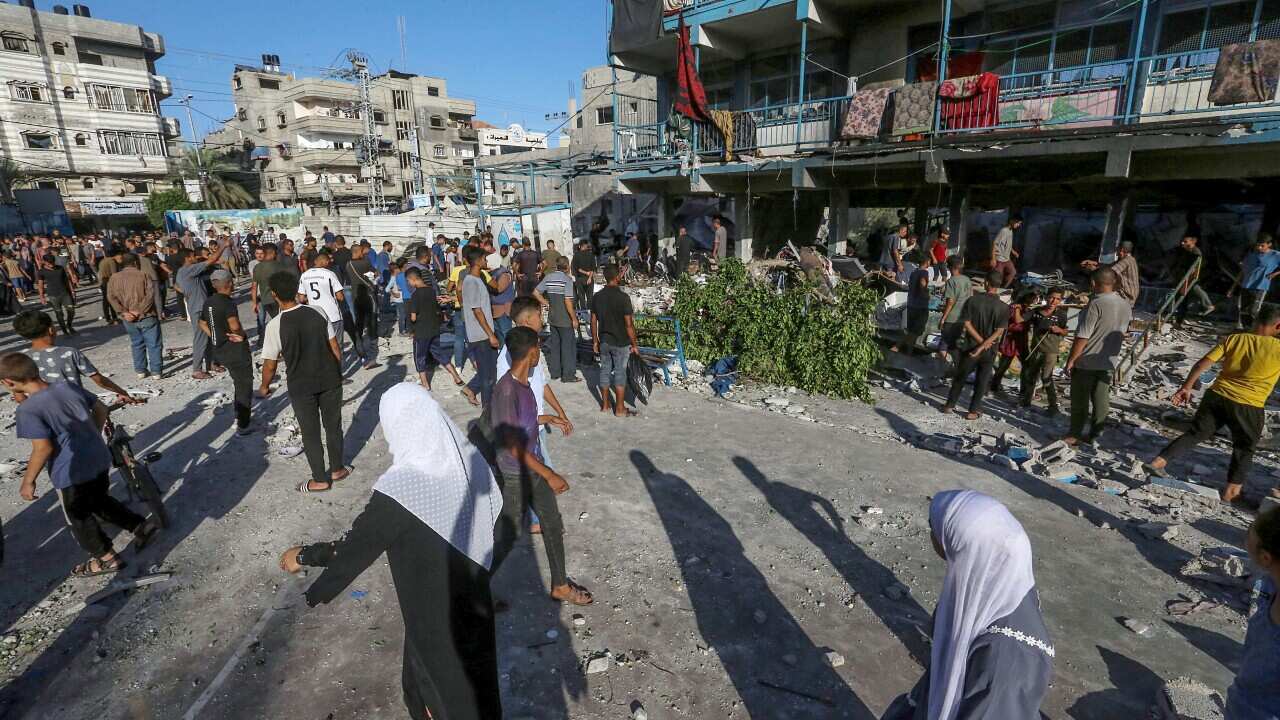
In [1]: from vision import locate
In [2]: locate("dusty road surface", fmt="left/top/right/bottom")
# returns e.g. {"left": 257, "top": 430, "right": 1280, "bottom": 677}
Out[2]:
{"left": 0, "top": 285, "right": 1253, "bottom": 719}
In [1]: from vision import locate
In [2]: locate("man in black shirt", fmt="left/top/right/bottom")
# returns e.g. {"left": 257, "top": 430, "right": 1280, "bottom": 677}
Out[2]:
{"left": 36, "top": 255, "right": 76, "bottom": 335}
{"left": 514, "top": 240, "right": 542, "bottom": 297}
{"left": 571, "top": 239, "right": 596, "bottom": 309}
{"left": 346, "top": 241, "right": 380, "bottom": 370}
{"left": 1171, "top": 233, "right": 1214, "bottom": 328}
{"left": 942, "top": 270, "right": 1010, "bottom": 420}
{"left": 199, "top": 269, "right": 253, "bottom": 434}
{"left": 331, "top": 235, "right": 353, "bottom": 312}
{"left": 259, "top": 271, "right": 347, "bottom": 493}
{"left": 590, "top": 264, "right": 639, "bottom": 417}
{"left": 676, "top": 225, "right": 694, "bottom": 277}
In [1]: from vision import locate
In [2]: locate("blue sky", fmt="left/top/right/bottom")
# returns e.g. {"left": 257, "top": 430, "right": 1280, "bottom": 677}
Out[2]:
{"left": 97, "top": 0, "right": 610, "bottom": 143}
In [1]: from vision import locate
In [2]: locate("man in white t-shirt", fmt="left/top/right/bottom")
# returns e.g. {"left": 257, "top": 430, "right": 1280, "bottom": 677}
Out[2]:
{"left": 296, "top": 249, "right": 347, "bottom": 355}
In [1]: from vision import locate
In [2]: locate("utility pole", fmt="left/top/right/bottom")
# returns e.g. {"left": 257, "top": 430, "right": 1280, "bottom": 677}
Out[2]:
{"left": 349, "top": 51, "right": 384, "bottom": 214}
{"left": 180, "top": 94, "right": 206, "bottom": 203}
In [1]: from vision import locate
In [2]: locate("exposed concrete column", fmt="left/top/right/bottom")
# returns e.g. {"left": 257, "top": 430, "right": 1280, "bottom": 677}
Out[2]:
{"left": 731, "top": 193, "right": 753, "bottom": 261}
{"left": 828, "top": 187, "right": 850, "bottom": 256}
{"left": 948, "top": 185, "right": 970, "bottom": 257}
{"left": 1100, "top": 189, "right": 1133, "bottom": 263}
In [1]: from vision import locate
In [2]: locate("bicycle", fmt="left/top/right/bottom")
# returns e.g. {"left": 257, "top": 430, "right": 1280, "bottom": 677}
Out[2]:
{"left": 104, "top": 403, "right": 168, "bottom": 529}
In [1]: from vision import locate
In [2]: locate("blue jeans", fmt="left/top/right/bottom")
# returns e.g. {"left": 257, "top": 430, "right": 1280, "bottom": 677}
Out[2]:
{"left": 452, "top": 311, "right": 468, "bottom": 370}
{"left": 395, "top": 303, "right": 408, "bottom": 334}
{"left": 123, "top": 316, "right": 163, "bottom": 375}
{"left": 343, "top": 285, "right": 355, "bottom": 315}
{"left": 494, "top": 314, "right": 513, "bottom": 346}
{"left": 465, "top": 340, "right": 498, "bottom": 407}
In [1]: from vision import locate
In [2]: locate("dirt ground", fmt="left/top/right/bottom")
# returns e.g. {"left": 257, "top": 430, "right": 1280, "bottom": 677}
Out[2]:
{"left": 0, "top": 282, "right": 1256, "bottom": 720}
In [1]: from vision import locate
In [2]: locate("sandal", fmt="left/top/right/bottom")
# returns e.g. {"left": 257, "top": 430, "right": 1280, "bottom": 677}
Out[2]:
{"left": 552, "top": 580, "right": 594, "bottom": 606}
{"left": 297, "top": 480, "right": 332, "bottom": 493}
{"left": 330, "top": 467, "right": 351, "bottom": 482}
{"left": 73, "top": 556, "right": 125, "bottom": 577}
{"left": 133, "top": 519, "right": 159, "bottom": 550}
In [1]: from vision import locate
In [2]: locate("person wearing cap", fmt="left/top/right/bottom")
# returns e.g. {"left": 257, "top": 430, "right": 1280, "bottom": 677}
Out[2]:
{"left": 200, "top": 269, "right": 254, "bottom": 435}
{"left": 1081, "top": 240, "right": 1140, "bottom": 305}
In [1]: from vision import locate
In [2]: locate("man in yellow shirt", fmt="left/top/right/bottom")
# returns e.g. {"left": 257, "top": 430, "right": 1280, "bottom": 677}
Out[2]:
{"left": 1147, "top": 305, "right": 1280, "bottom": 502}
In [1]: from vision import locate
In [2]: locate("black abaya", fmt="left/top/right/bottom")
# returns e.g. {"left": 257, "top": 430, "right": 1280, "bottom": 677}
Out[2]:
{"left": 299, "top": 490, "right": 501, "bottom": 720}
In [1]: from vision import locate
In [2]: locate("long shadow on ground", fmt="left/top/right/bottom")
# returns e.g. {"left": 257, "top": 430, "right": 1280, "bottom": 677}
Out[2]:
{"left": 632, "top": 450, "right": 874, "bottom": 720}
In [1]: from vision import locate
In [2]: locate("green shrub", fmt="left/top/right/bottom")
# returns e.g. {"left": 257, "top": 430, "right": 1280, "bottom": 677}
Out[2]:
{"left": 671, "top": 259, "right": 881, "bottom": 402}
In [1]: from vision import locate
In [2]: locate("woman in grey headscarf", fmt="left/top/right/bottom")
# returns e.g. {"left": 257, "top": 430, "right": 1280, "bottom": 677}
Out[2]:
{"left": 279, "top": 383, "right": 504, "bottom": 720}
{"left": 883, "top": 490, "right": 1053, "bottom": 720}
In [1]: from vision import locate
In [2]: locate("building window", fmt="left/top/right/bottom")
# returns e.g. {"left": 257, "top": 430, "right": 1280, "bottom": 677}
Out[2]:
{"left": 74, "top": 133, "right": 87, "bottom": 146}
{"left": 88, "top": 84, "right": 156, "bottom": 113}
{"left": 430, "top": 115, "right": 444, "bottom": 129}
{"left": 97, "top": 130, "right": 167, "bottom": 157}
{"left": 51, "top": 42, "right": 66, "bottom": 56}
{"left": 233, "top": 76, "right": 243, "bottom": 90}
{"left": 2, "top": 34, "right": 31, "bottom": 54}
{"left": 63, "top": 86, "right": 74, "bottom": 99}
{"left": 373, "top": 110, "right": 387, "bottom": 123}
{"left": 237, "top": 108, "right": 247, "bottom": 121}
{"left": 267, "top": 177, "right": 277, "bottom": 191}
{"left": 126, "top": 181, "right": 150, "bottom": 194}
{"left": 432, "top": 144, "right": 446, "bottom": 158}
{"left": 82, "top": 177, "right": 95, "bottom": 189}
{"left": 276, "top": 110, "right": 287, "bottom": 127}
{"left": 392, "top": 89, "right": 410, "bottom": 110}
{"left": 595, "top": 106, "right": 614, "bottom": 125}
{"left": 427, "top": 86, "right": 440, "bottom": 97}
{"left": 398, "top": 151, "right": 411, "bottom": 169}
{"left": 10, "top": 82, "right": 47, "bottom": 103}
{"left": 77, "top": 50, "right": 103, "bottom": 66}
{"left": 401, "top": 180, "right": 414, "bottom": 197}
{"left": 258, "top": 77, "right": 280, "bottom": 90}
{"left": 23, "top": 133, "right": 55, "bottom": 150}
{"left": 576, "top": 115, "right": 583, "bottom": 129}
{"left": 36, "top": 181, "right": 59, "bottom": 191}
{"left": 395, "top": 120, "right": 411, "bottom": 140}
{"left": 257, "top": 116, "right": 267, "bottom": 131}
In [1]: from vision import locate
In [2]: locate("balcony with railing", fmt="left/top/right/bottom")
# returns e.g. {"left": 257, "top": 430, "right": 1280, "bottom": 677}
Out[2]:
{"left": 615, "top": 46, "right": 1280, "bottom": 168}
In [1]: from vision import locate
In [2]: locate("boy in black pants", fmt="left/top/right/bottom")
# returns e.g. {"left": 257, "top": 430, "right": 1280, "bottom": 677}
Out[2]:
{"left": 200, "top": 269, "right": 254, "bottom": 435}
{"left": 3, "top": 352, "right": 154, "bottom": 575}
{"left": 942, "top": 271, "right": 1010, "bottom": 420}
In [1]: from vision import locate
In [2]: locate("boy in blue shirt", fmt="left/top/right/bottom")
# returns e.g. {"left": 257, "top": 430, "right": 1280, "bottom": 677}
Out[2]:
{"left": 2, "top": 352, "right": 155, "bottom": 576}
{"left": 1230, "top": 506, "right": 1280, "bottom": 719}
{"left": 1231, "top": 234, "right": 1280, "bottom": 329}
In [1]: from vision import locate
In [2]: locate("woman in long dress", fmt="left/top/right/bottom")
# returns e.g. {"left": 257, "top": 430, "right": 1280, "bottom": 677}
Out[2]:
{"left": 279, "top": 383, "right": 504, "bottom": 719}
{"left": 883, "top": 490, "right": 1053, "bottom": 720}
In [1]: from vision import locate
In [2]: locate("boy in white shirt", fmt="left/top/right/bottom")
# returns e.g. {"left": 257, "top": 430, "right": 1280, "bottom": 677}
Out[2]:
{"left": 296, "top": 249, "right": 347, "bottom": 357}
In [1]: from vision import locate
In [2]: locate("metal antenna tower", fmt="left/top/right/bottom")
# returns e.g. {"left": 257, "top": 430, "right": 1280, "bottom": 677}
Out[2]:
{"left": 348, "top": 50, "right": 384, "bottom": 214}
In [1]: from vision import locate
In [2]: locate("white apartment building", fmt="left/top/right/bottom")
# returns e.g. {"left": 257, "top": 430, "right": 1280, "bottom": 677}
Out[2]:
{"left": 0, "top": 1, "right": 178, "bottom": 227}
{"left": 475, "top": 122, "right": 548, "bottom": 204}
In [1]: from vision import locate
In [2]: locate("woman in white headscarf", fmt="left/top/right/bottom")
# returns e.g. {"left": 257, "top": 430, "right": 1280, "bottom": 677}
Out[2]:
{"left": 279, "top": 383, "right": 504, "bottom": 720}
{"left": 883, "top": 490, "right": 1053, "bottom": 720}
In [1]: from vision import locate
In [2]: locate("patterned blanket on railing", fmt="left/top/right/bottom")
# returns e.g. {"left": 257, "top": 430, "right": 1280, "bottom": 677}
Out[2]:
{"left": 840, "top": 87, "right": 893, "bottom": 140}
{"left": 1208, "top": 40, "right": 1280, "bottom": 106}
{"left": 891, "top": 81, "right": 938, "bottom": 136}
{"left": 939, "top": 73, "right": 1000, "bottom": 130}
{"left": 998, "top": 88, "right": 1119, "bottom": 128}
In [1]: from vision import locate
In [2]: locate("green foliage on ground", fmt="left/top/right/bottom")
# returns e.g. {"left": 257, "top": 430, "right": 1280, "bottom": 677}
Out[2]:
{"left": 670, "top": 259, "right": 882, "bottom": 402}
{"left": 145, "top": 188, "right": 193, "bottom": 229}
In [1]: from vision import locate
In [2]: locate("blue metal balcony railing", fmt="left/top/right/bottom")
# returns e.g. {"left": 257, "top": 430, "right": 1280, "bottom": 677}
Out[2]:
{"left": 615, "top": 49, "right": 1280, "bottom": 168}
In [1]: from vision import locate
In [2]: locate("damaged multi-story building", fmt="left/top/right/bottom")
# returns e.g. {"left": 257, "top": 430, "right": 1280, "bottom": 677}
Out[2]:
{"left": 609, "top": 0, "right": 1280, "bottom": 287}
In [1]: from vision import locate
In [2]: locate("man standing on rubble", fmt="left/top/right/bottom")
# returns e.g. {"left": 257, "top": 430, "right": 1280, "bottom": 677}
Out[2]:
{"left": 1019, "top": 287, "right": 1069, "bottom": 415}
{"left": 1081, "top": 241, "right": 1140, "bottom": 306}
{"left": 942, "top": 270, "right": 1009, "bottom": 420}
{"left": 1171, "top": 234, "right": 1215, "bottom": 328}
{"left": 1063, "top": 268, "right": 1132, "bottom": 446}
{"left": 1228, "top": 233, "right": 1280, "bottom": 330}
{"left": 1146, "top": 304, "right": 1280, "bottom": 503}
{"left": 992, "top": 216, "right": 1021, "bottom": 288}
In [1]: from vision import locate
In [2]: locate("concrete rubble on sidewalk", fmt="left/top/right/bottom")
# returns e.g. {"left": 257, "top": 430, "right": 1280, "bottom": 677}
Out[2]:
{"left": 1154, "top": 676, "right": 1226, "bottom": 720}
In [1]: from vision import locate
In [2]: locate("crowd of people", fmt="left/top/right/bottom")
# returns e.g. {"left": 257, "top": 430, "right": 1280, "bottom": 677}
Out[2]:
{"left": 3, "top": 214, "right": 1280, "bottom": 719}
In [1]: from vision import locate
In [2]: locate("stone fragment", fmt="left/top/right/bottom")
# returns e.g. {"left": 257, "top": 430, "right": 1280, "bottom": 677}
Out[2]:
{"left": 823, "top": 650, "right": 846, "bottom": 668}
{"left": 989, "top": 454, "right": 1019, "bottom": 471}
{"left": 1136, "top": 522, "right": 1181, "bottom": 541}
{"left": 1150, "top": 476, "right": 1220, "bottom": 502}
{"left": 573, "top": 614, "right": 586, "bottom": 627}
{"left": 1123, "top": 617, "right": 1154, "bottom": 637}
{"left": 1155, "top": 676, "right": 1225, "bottom": 720}
{"left": 630, "top": 701, "right": 649, "bottom": 720}
{"left": 585, "top": 654, "right": 611, "bottom": 674}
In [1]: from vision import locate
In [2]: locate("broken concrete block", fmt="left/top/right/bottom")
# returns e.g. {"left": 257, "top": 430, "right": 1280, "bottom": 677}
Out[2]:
{"left": 1155, "top": 676, "right": 1225, "bottom": 720}
{"left": 988, "top": 454, "right": 1019, "bottom": 471}
{"left": 1039, "top": 440, "right": 1076, "bottom": 465}
{"left": 630, "top": 701, "right": 649, "bottom": 720}
{"left": 1150, "top": 476, "right": 1220, "bottom": 502}
{"left": 979, "top": 434, "right": 999, "bottom": 448}
{"left": 1122, "top": 617, "right": 1154, "bottom": 637}
{"left": 823, "top": 650, "right": 846, "bottom": 668}
{"left": 585, "top": 654, "right": 612, "bottom": 674}
{"left": 764, "top": 397, "right": 790, "bottom": 408}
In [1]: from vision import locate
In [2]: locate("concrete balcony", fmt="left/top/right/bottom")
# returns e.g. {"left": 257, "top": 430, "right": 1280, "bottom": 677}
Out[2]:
{"left": 294, "top": 147, "right": 360, "bottom": 168}
{"left": 294, "top": 113, "right": 363, "bottom": 135}
{"left": 298, "top": 181, "right": 371, "bottom": 197}
{"left": 151, "top": 75, "right": 172, "bottom": 99}
{"left": 161, "top": 116, "right": 181, "bottom": 139}
{"left": 285, "top": 79, "right": 359, "bottom": 103}
{"left": 142, "top": 32, "right": 165, "bottom": 57}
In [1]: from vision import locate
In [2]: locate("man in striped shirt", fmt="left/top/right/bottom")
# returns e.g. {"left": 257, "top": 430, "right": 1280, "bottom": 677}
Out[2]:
{"left": 534, "top": 256, "right": 580, "bottom": 383}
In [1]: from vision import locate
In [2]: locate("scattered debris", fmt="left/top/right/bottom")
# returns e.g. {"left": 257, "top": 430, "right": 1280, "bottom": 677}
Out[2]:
{"left": 1154, "top": 676, "right": 1226, "bottom": 720}
{"left": 584, "top": 652, "right": 612, "bottom": 675}
{"left": 1122, "top": 617, "right": 1154, "bottom": 637}
{"left": 823, "top": 650, "right": 846, "bottom": 668}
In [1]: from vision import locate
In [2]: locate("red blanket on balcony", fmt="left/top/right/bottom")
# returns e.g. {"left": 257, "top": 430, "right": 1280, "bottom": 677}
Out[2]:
{"left": 938, "top": 73, "right": 1000, "bottom": 130}
{"left": 674, "top": 14, "right": 711, "bottom": 122}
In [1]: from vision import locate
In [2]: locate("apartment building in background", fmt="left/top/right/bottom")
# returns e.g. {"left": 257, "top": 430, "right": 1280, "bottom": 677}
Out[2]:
{"left": 611, "top": 0, "right": 1280, "bottom": 266}
{"left": 205, "top": 59, "right": 478, "bottom": 215}
{"left": 0, "top": 1, "right": 179, "bottom": 227}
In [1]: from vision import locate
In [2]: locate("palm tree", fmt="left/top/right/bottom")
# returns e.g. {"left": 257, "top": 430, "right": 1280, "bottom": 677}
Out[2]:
{"left": 174, "top": 148, "right": 255, "bottom": 209}
{"left": 0, "top": 157, "right": 28, "bottom": 204}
